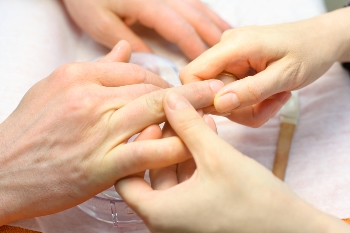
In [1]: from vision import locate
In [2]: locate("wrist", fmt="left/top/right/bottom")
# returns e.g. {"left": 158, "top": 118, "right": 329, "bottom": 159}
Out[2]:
{"left": 271, "top": 192, "right": 349, "bottom": 233}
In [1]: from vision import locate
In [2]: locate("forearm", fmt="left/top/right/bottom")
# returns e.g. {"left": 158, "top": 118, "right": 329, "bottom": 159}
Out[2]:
{"left": 319, "top": 7, "right": 350, "bottom": 62}
{"left": 271, "top": 193, "right": 350, "bottom": 233}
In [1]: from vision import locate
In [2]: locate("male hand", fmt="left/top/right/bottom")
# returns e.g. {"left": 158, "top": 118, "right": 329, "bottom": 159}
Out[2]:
{"left": 0, "top": 39, "right": 223, "bottom": 224}
{"left": 63, "top": 0, "right": 231, "bottom": 60}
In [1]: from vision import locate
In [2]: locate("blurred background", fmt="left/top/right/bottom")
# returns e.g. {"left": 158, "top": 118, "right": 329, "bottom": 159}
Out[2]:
{"left": 324, "top": 0, "right": 348, "bottom": 11}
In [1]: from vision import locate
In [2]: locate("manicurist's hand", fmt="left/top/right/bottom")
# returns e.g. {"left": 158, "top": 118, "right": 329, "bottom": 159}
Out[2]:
{"left": 0, "top": 39, "right": 224, "bottom": 225}
{"left": 116, "top": 91, "right": 350, "bottom": 233}
{"left": 180, "top": 7, "right": 350, "bottom": 127}
{"left": 62, "top": 0, "right": 231, "bottom": 60}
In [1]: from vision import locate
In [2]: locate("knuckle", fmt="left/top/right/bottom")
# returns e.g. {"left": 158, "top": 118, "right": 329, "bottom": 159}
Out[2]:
{"left": 222, "top": 26, "right": 258, "bottom": 45}
{"left": 129, "top": 64, "right": 147, "bottom": 83}
{"left": 246, "top": 78, "right": 264, "bottom": 103}
{"left": 143, "top": 92, "right": 164, "bottom": 118}
{"left": 142, "top": 83, "right": 161, "bottom": 94}
{"left": 175, "top": 22, "right": 197, "bottom": 44}
{"left": 189, "top": 83, "right": 209, "bottom": 104}
{"left": 61, "top": 87, "right": 96, "bottom": 117}
{"left": 54, "top": 63, "right": 83, "bottom": 86}
{"left": 248, "top": 108, "right": 267, "bottom": 128}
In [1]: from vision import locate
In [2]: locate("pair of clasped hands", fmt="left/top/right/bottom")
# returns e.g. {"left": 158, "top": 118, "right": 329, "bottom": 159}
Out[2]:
{"left": 1, "top": 0, "right": 350, "bottom": 232}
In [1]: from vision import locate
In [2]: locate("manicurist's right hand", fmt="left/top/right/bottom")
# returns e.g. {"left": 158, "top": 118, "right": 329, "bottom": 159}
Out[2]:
{"left": 181, "top": 10, "right": 349, "bottom": 127}
{"left": 116, "top": 91, "right": 350, "bottom": 233}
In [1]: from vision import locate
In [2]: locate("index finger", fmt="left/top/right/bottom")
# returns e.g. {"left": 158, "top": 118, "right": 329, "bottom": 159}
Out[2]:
{"left": 163, "top": 91, "right": 235, "bottom": 168}
{"left": 180, "top": 41, "right": 237, "bottom": 83}
{"left": 111, "top": 80, "right": 224, "bottom": 144}
{"left": 59, "top": 62, "right": 171, "bottom": 88}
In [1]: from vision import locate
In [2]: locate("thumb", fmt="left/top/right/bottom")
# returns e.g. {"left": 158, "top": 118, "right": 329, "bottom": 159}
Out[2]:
{"left": 163, "top": 91, "right": 223, "bottom": 167}
{"left": 98, "top": 40, "right": 132, "bottom": 63}
{"left": 214, "top": 65, "right": 290, "bottom": 113}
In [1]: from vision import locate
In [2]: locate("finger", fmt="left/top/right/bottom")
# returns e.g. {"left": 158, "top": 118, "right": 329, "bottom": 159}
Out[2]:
{"left": 163, "top": 91, "right": 234, "bottom": 166}
{"left": 177, "top": 158, "right": 196, "bottom": 183}
{"left": 115, "top": 177, "right": 152, "bottom": 216}
{"left": 150, "top": 123, "right": 178, "bottom": 190}
{"left": 179, "top": 37, "right": 260, "bottom": 84}
{"left": 134, "top": 124, "right": 162, "bottom": 141}
{"left": 105, "top": 136, "right": 192, "bottom": 178}
{"left": 166, "top": 0, "right": 224, "bottom": 46}
{"left": 214, "top": 65, "right": 292, "bottom": 112}
{"left": 176, "top": 114, "right": 217, "bottom": 182}
{"left": 111, "top": 80, "right": 224, "bottom": 144}
{"left": 98, "top": 40, "right": 132, "bottom": 63}
{"left": 219, "top": 92, "right": 291, "bottom": 128}
{"left": 203, "top": 115, "right": 217, "bottom": 133}
{"left": 91, "top": 9, "right": 152, "bottom": 53}
{"left": 150, "top": 164, "right": 178, "bottom": 190}
{"left": 62, "top": 62, "right": 170, "bottom": 88}
{"left": 179, "top": 41, "right": 236, "bottom": 83}
{"left": 96, "top": 84, "right": 161, "bottom": 110}
{"left": 135, "top": 3, "right": 208, "bottom": 60}
{"left": 130, "top": 124, "right": 162, "bottom": 178}
{"left": 187, "top": 0, "right": 232, "bottom": 31}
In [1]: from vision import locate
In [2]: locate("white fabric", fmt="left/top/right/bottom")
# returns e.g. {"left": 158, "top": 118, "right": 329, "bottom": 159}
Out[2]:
{"left": 1, "top": 0, "right": 349, "bottom": 232}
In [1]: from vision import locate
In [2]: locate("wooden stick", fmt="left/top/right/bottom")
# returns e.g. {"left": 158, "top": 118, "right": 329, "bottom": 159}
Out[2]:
{"left": 272, "top": 123, "right": 295, "bottom": 181}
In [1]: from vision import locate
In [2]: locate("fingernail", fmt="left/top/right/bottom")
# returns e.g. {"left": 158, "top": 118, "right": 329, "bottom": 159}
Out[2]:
{"left": 209, "top": 80, "right": 224, "bottom": 93}
{"left": 220, "top": 112, "right": 232, "bottom": 117}
{"left": 166, "top": 92, "right": 191, "bottom": 110}
{"left": 215, "top": 93, "right": 240, "bottom": 112}
{"left": 113, "top": 40, "right": 123, "bottom": 51}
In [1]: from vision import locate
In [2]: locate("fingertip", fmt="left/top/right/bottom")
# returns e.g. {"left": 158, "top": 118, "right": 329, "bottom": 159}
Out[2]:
{"left": 164, "top": 91, "right": 193, "bottom": 112}
{"left": 220, "top": 21, "right": 233, "bottom": 31}
{"left": 115, "top": 177, "right": 152, "bottom": 203}
{"left": 203, "top": 115, "right": 217, "bottom": 133}
{"left": 99, "top": 40, "right": 132, "bottom": 63}
{"left": 208, "top": 79, "right": 225, "bottom": 93}
{"left": 214, "top": 92, "right": 240, "bottom": 113}
{"left": 134, "top": 124, "right": 162, "bottom": 141}
{"left": 129, "top": 40, "right": 153, "bottom": 54}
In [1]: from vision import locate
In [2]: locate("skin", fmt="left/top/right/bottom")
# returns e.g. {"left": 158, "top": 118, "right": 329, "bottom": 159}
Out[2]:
{"left": 180, "top": 7, "right": 350, "bottom": 127}
{"left": 62, "top": 0, "right": 232, "bottom": 60}
{"left": 116, "top": 91, "right": 350, "bottom": 233}
{"left": 0, "top": 40, "right": 224, "bottom": 225}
